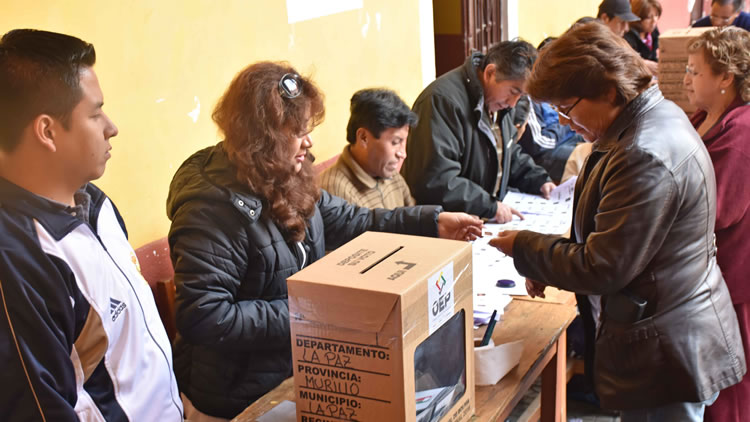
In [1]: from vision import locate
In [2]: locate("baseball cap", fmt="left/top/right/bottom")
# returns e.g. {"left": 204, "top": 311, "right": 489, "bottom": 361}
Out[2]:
{"left": 598, "top": 0, "right": 641, "bottom": 22}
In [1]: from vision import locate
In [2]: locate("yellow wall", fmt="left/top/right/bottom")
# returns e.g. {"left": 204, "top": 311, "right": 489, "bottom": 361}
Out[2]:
{"left": 1, "top": 1, "right": 428, "bottom": 247}
{"left": 517, "top": 0, "right": 601, "bottom": 47}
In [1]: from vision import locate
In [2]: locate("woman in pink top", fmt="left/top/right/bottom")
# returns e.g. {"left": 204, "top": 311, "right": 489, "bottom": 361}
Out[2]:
{"left": 685, "top": 26, "right": 750, "bottom": 422}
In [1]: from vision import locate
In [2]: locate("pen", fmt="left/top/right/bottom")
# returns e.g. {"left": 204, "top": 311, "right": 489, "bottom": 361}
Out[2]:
{"left": 480, "top": 310, "right": 498, "bottom": 347}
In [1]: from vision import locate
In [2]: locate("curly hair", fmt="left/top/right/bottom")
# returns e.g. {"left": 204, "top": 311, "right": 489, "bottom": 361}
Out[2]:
{"left": 213, "top": 61, "right": 325, "bottom": 242}
{"left": 527, "top": 21, "right": 652, "bottom": 106}
{"left": 687, "top": 27, "right": 750, "bottom": 102}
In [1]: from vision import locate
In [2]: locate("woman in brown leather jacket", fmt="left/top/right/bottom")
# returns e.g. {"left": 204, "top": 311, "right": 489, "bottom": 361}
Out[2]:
{"left": 490, "top": 22, "right": 745, "bottom": 421}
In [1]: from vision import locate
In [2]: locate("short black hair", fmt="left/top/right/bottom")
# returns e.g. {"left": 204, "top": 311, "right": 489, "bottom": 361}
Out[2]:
{"left": 712, "top": 0, "right": 744, "bottom": 11}
{"left": 481, "top": 39, "right": 537, "bottom": 81}
{"left": 0, "top": 29, "right": 96, "bottom": 152}
{"left": 346, "top": 88, "right": 417, "bottom": 144}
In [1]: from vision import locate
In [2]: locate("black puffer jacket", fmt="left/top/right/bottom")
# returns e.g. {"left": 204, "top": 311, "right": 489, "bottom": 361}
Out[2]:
{"left": 166, "top": 143, "right": 442, "bottom": 418}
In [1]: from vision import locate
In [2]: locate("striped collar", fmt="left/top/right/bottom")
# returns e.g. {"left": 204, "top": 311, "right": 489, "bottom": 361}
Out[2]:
{"left": 340, "top": 145, "right": 380, "bottom": 189}
{"left": 0, "top": 178, "right": 106, "bottom": 241}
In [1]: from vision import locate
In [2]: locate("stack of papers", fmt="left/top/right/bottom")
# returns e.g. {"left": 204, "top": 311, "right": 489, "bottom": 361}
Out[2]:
{"left": 474, "top": 288, "right": 512, "bottom": 325}
{"left": 472, "top": 177, "right": 576, "bottom": 324}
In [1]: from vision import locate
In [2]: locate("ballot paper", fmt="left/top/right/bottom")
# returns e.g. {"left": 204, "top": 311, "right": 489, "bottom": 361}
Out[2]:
{"left": 474, "top": 281, "right": 513, "bottom": 325}
{"left": 472, "top": 177, "right": 576, "bottom": 316}
{"left": 415, "top": 384, "right": 462, "bottom": 422}
{"left": 493, "top": 176, "right": 576, "bottom": 234}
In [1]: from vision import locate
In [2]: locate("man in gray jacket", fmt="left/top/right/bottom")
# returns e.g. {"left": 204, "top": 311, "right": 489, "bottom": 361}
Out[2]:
{"left": 402, "top": 40, "right": 555, "bottom": 223}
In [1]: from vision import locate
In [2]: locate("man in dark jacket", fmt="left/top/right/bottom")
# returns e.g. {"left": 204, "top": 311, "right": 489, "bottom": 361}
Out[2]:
{"left": 401, "top": 40, "right": 555, "bottom": 223}
{"left": 693, "top": 0, "right": 750, "bottom": 31}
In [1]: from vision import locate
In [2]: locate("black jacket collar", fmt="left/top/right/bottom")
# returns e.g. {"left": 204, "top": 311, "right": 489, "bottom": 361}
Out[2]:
{"left": 0, "top": 178, "right": 108, "bottom": 241}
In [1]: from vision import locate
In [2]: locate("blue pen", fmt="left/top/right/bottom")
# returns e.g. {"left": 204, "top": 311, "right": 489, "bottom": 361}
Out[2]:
{"left": 480, "top": 310, "right": 498, "bottom": 347}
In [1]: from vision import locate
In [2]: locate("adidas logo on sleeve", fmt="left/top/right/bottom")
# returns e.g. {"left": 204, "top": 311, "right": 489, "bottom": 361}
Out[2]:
{"left": 110, "top": 298, "right": 127, "bottom": 322}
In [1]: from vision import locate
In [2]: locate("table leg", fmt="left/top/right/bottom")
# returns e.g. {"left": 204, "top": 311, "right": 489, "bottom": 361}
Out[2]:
{"left": 541, "top": 330, "right": 566, "bottom": 422}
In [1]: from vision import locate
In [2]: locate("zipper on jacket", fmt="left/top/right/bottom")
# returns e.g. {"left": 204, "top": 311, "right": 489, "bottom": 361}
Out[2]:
{"left": 95, "top": 235, "right": 184, "bottom": 419}
{"left": 296, "top": 242, "right": 307, "bottom": 269}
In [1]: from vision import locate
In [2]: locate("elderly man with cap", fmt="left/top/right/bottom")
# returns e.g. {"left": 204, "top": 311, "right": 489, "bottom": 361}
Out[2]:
{"left": 598, "top": 0, "right": 641, "bottom": 36}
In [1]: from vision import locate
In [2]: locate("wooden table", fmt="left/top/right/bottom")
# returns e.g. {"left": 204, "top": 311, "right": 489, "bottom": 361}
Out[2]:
{"left": 233, "top": 296, "right": 577, "bottom": 422}
{"left": 514, "top": 287, "right": 577, "bottom": 307}
{"left": 474, "top": 295, "right": 576, "bottom": 422}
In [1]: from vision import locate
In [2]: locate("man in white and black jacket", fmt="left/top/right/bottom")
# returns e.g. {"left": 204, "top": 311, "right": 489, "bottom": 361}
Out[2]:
{"left": 0, "top": 29, "right": 183, "bottom": 421}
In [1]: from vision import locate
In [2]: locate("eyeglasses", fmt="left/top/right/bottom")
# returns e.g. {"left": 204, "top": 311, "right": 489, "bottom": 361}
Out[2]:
{"left": 710, "top": 15, "right": 734, "bottom": 25}
{"left": 551, "top": 97, "right": 582, "bottom": 120}
{"left": 685, "top": 65, "right": 700, "bottom": 77}
{"left": 279, "top": 73, "right": 302, "bottom": 99}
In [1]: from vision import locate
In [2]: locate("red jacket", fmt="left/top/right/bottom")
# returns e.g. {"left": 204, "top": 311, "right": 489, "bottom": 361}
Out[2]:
{"left": 691, "top": 98, "right": 750, "bottom": 304}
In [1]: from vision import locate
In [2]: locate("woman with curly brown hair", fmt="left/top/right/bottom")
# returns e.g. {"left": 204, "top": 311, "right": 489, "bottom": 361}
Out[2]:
{"left": 685, "top": 26, "right": 750, "bottom": 422}
{"left": 490, "top": 22, "right": 745, "bottom": 420}
{"left": 165, "top": 61, "right": 482, "bottom": 421}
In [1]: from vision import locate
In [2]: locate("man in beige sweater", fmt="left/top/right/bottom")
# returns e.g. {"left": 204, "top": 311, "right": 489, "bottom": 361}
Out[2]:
{"left": 320, "top": 88, "right": 417, "bottom": 209}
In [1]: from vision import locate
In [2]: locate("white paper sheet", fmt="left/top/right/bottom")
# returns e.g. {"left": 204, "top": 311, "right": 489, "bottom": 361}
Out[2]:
{"left": 286, "top": 0, "right": 363, "bottom": 23}
{"left": 471, "top": 176, "right": 577, "bottom": 314}
{"left": 473, "top": 289, "right": 512, "bottom": 325}
{"left": 474, "top": 339, "right": 524, "bottom": 386}
{"left": 473, "top": 232, "right": 528, "bottom": 296}
{"left": 493, "top": 176, "right": 576, "bottom": 234}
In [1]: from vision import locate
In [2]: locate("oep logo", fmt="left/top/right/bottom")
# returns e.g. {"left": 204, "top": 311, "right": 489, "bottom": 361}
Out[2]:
{"left": 432, "top": 273, "right": 451, "bottom": 316}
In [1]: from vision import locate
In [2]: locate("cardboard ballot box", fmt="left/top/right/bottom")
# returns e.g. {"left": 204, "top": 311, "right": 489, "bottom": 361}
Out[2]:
{"left": 288, "top": 232, "right": 474, "bottom": 422}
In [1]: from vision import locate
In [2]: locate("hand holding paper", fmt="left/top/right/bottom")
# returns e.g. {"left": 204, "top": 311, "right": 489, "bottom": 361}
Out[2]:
{"left": 539, "top": 182, "right": 556, "bottom": 199}
{"left": 488, "top": 230, "right": 519, "bottom": 257}
{"left": 437, "top": 212, "right": 484, "bottom": 241}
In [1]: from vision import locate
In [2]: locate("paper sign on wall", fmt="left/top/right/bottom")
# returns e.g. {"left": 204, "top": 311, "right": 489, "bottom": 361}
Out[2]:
{"left": 286, "top": 0, "right": 363, "bottom": 24}
{"left": 428, "top": 262, "right": 454, "bottom": 334}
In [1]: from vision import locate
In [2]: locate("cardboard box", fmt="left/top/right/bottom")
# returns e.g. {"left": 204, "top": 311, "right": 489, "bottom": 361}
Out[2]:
{"left": 658, "top": 27, "right": 712, "bottom": 58}
{"left": 288, "top": 232, "right": 475, "bottom": 422}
